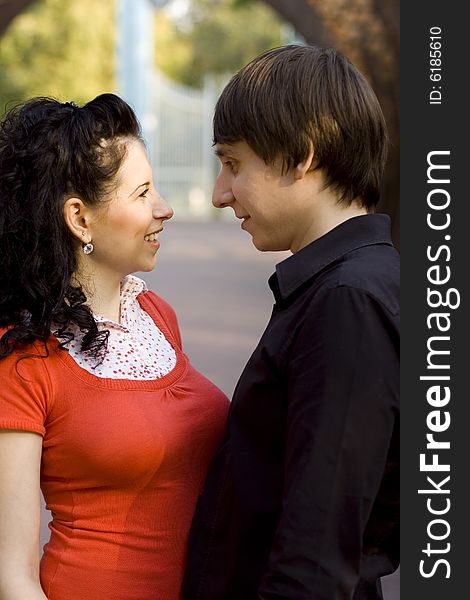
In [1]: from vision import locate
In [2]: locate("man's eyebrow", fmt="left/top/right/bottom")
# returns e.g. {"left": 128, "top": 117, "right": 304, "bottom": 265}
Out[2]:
{"left": 129, "top": 182, "right": 150, "bottom": 197}
{"left": 214, "top": 145, "right": 238, "bottom": 158}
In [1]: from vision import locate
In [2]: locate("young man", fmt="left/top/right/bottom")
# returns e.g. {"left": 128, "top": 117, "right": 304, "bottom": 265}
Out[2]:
{"left": 182, "top": 45, "right": 399, "bottom": 600}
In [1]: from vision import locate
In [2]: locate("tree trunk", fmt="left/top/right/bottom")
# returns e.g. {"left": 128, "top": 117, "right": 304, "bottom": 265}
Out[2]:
{"left": 0, "top": 0, "right": 37, "bottom": 36}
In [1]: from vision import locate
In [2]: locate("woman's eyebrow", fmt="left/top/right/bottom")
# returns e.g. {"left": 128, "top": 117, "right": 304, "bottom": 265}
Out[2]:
{"left": 129, "top": 182, "right": 150, "bottom": 197}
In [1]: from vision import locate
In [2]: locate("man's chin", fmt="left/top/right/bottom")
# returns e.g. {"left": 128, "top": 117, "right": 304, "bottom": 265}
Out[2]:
{"left": 250, "top": 234, "right": 267, "bottom": 251}
{"left": 251, "top": 236, "right": 287, "bottom": 253}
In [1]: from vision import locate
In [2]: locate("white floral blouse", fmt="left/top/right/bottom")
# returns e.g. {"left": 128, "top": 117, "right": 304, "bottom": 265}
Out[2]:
{"left": 66, "top": 275, "right": 177, "bottom": 379}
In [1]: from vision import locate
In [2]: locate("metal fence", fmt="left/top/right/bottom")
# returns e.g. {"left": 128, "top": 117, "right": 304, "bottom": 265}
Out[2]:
{"left": 117, "top": 0, "right": 227, "bottom": 220}
{"left": 146, "top": 69, "right": 220, "bottom": 219}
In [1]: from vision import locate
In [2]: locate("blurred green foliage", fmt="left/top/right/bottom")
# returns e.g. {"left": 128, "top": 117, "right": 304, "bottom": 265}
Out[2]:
{"left": 0, "top": 0, "right": 115, "bottom": 116}
{"left": 155, "top": 0, "right": 285, "bottom": 88}
{"left": 0, "top": 0, "right": 284, "bottom": 116}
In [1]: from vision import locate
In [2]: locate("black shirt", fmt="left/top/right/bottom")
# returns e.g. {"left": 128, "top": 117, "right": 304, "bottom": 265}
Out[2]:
{"left": 182, "top": 214, "right": 399, "bottom": 600}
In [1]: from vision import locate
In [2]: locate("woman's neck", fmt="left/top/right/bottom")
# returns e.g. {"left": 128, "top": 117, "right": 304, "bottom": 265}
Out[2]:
{"left": 73, "top": 267, "right": 123, "bottom": 323}
{"left": 89, "top": 281, "right": 122, "bottom": 323}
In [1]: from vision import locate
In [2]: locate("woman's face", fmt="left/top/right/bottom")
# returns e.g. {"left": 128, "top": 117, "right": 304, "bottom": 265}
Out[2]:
{"left": 85, "top": 139, "right": 173, "bottom": 280}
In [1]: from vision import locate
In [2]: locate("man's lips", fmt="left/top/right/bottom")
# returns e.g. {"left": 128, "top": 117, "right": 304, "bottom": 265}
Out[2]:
{"left": 240, "top": 216, "right": 251, "bottom": 230}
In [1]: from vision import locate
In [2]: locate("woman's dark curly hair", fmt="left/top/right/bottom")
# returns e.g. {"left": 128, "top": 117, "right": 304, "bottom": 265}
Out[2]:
{"left": 0, "top": 93, "right": 142, "bottom": 361}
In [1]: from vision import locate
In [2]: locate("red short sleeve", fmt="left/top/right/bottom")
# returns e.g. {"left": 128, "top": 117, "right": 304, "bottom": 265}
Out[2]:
{"left": 0, "top": 346, "right": 51, "bottom": 436}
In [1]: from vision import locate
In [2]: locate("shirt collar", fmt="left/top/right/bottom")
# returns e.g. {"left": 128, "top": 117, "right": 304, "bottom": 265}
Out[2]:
{"left": 95, "top": 274, "right": 148, "bottom": 329}
{"left": 269, "top": 214, "right": 394, "bottom": 304}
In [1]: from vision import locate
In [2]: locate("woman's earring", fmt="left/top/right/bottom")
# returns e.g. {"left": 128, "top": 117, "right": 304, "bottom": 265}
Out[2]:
{"left": 83, "top": 242, "right": 94, "bottom": 255}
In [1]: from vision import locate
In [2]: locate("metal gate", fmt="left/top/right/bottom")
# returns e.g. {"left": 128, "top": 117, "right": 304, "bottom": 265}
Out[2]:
{"left": 147, "top": 69, "right": 219, "bottom": 218}
{"left": 117, "top": 0, "right": 222, "bottom": 219}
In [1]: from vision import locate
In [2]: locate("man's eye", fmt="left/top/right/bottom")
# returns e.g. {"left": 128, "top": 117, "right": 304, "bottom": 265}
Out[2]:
{"left": 225, "top": 161, "right": 237, "bottom": 173}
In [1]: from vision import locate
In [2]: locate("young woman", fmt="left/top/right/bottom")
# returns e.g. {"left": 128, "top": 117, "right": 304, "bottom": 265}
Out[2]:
{"left": 0, "top": 94, "right": 229, "bottom": 600}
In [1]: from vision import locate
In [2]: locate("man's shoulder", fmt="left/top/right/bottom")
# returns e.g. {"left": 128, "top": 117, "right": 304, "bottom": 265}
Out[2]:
{"left": 338, "top": 242, "right": 399, "bottom": 284}
{"left": 314, "top": 243, "right": 399, "bottom": 315}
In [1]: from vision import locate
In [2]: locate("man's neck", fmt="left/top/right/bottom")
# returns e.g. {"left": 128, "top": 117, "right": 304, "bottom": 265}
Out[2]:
{"left": 291, "top": 191, "right": 369, "bottom": 253}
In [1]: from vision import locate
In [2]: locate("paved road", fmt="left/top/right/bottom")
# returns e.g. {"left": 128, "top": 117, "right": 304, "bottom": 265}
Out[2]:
{"left": 40, "top": 219, "right": 399, "bottom": 598}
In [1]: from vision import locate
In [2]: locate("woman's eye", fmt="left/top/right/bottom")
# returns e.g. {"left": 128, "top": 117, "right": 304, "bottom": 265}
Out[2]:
{"left": 139, "top": 188, "right": 150, "bottom": 198}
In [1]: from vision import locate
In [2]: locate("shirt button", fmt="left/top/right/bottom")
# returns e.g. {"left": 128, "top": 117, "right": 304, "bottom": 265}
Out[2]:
{"left": 145, "top": 358, "right": 153, "bottom": 367}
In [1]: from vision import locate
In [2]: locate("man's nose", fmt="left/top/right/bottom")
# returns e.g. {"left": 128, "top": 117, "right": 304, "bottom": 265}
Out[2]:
{"left": 212, "top": 173, "right": 234, "bottom": 208}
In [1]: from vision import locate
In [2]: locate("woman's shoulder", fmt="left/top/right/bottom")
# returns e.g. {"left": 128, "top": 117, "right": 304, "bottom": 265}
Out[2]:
{"left": 124, "top": 275, "right": 177, "bottom": 321}
{"left": 0, "top": 330, "right": 55, "bottom": 435}
{"left": 0, "top": 328, "right": 59, "bottom": 373}
{"left": 137, "top": 287, "right": 177, "bottom": 322}
{"left": 138, "top": 289, "right": 182, "bottom": 349}
{"left": 1, "top": 327, "right": 44, "bottom": 354}
{"left": 142, "top": 290, "right": 176, "bottom": 315}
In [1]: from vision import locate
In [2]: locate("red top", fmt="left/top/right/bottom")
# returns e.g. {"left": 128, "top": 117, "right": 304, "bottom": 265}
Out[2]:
{"left": 0, "top": 291, "right": 229, "bottom": 600}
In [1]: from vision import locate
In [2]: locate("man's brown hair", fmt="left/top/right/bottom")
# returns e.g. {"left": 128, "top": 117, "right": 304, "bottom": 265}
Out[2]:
{"left": 213, "top": 44, "right": 388, "bottom": 209}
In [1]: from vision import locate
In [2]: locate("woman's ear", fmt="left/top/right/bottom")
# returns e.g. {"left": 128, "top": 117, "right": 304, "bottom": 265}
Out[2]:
{"left": 63, "top": 197, "right": 92, "bottom": 243}
{"left": 294, "top": 144, "right": 316, "bottom": 180}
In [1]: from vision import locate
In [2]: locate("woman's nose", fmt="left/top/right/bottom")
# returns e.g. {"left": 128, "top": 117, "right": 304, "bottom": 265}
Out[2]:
{"left": 153, "top": 191, "right": 174, "bottom": 221}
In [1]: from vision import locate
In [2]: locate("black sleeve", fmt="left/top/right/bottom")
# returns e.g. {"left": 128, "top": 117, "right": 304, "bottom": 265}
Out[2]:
{"left": 258, "top": 285, "right": 399, "bottom": 600}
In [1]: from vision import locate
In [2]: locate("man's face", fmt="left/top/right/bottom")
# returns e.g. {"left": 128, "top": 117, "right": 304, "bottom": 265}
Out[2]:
{"left": 212, "top": 141, "right": 311, "bottom": 252}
